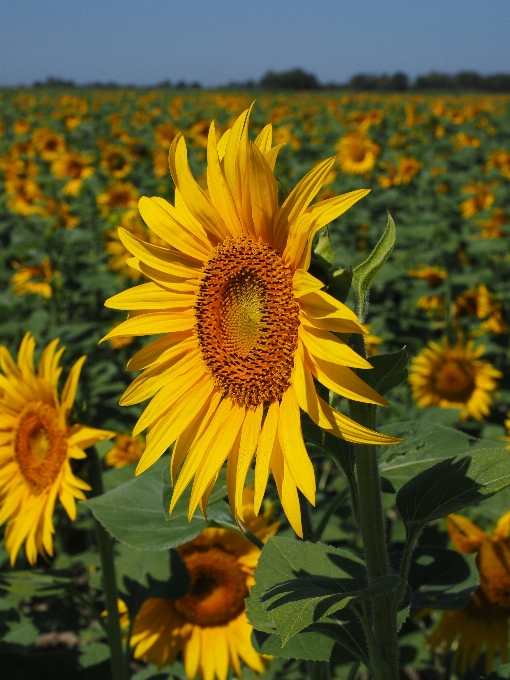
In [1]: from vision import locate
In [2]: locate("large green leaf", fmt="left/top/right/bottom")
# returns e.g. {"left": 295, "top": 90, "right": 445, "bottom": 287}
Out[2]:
{"left": 247, "top": 536, "right": 379, "bottom": 650}
{"left": 396, "top": 449, "right": 510, "bottom": 526}
{"left": 361, "top": 348, "right": 408, "bottom": 396}
{"left": 407, "top": 546, "right": 478, "bottom": 610}
{"left": 83, "top": 458, "right": 209, "bottom": 550}
{"left": 379, "top": 421, "right": 506, "bottom": 492}
{"left": 252, "top": 625, "right": 356, "bottom": 664}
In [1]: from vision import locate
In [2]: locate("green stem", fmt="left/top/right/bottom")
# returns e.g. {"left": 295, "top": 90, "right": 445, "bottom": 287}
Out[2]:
{"left": 88, "top": 447, "right": 127, "bottom": 680}
{"left": 395, "top": 525, "right": 422, "bottom": 606}
{"left": 348, "top": 334, "right": 399, "bottom": 680}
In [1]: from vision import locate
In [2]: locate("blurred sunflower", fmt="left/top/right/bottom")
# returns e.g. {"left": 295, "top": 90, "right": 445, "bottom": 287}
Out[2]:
{"left": 32, "top": 128, "right": 66, "bottom": 161}
{"left": 155, "top": 121, "right": 180, "bottom": 148}
{"left": 100, "top": 144, "right": 132, "bottom": 179}
{"left": 6, "top": 179, "right": 46, "bottom": 216}
{"left": 476, "top": 208, "right": 509, "bottom": 239}
{"left": 51, "top": 151, "right": 95, "bottom": 196}
{"left": 336, "top": 131, "right": 380, "bottom": 176}
{"left": 102, "top": 109, "right": 398, "bottom": 536}
{"left": 130, "top": 486, "right": 277, "bottom": 679}
{"left": 428, "top": 512, "right": 510, "bottom": 674}
{"left": 486, "top": 150, "right": 510, "bottom": 180}
{"left": 105, "top": 434, "right": 144, "bottom": 468}
{"left": 0, "top": 333, "right": 113, "bottom": 564}
{"left": 407, "top": 266, "right": 447, "bottom": 289}
{"left": 97, "top": 181, "right": 139, "bottom": 216}
{"left": 409, "top": 337, "right": 501, "bottom": 420}
{"left": 14, "top": 119, "right": 31, "bottom": 135}
{"left": 454, "top": 284, "right": 507, "bottom": 335}
{"left": 11, "top": 258, "right": 58, "bottom": 299}
{"left": 460, "top": 182, "right": 495, "bottom": 219}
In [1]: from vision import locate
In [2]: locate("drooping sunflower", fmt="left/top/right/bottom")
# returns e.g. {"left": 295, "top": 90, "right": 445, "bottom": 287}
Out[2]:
{"left": 335, "top": 131, "right": 380, "bottom": 176}
{"left": 10, "top": 258, "right": 57, "bottom": 299}
{"left": 428, "top": 512, "right": 510, "bottom": 674}
{"left": 130, "top": 486, "right": 277, "bottom": 680}
{"left": 105, "top": 433, "right": 144, "bottom": 468}
{"left": 102, "top": 108, "right": 399, "bottom": 535}
{"left": 0, "top": 333, "right": 114, "bottom": 564}
{"left": 409, "top": 337, "right": 501, "bottom": 420}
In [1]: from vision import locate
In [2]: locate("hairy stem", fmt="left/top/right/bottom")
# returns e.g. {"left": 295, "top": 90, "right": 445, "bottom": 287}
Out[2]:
{"left": 88, "top": 447, "right": 127, "bottom": 680}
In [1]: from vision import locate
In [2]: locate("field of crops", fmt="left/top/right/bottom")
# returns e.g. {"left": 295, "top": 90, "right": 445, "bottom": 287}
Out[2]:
{"left": 1, "top": 89, "right": 510, "bottom": 679}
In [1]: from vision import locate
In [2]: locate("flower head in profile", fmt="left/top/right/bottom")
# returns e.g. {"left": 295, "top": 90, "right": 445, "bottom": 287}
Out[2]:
{"left": 105, "top": 434, "right": 144, "bottom": 468}
{"left": 130, "top": 487, "right": 278, "bottom": 680}
{"left": 11, "top": 258, "right": 58, "bottom": 299}
{"left": 102, "top": 108, "right": 398, "bottom": 536}
{"left": 409, "top": 337, "right": 501, "bottom": 420}
{"left": 428, "top": 512, "right": 510, "bottom": 674}
{"left": 460, "top": 182, "right": 495, "bottom": 219}
{"left": 0, "top": 333, "right": 114, "bottom": 564}
{"left": 407, "top": 266, "right": 447, "bottom": 290}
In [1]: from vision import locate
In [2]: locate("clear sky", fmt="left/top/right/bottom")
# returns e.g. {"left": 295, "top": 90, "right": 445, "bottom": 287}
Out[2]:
{"left": 1, "top": 0, "right": 509, "bottom": 87}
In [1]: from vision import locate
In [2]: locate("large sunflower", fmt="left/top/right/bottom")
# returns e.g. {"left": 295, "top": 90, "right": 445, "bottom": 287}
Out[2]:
{"left": 428, "top": 512, "right": 510, "bottom": 674}
{"left": 130, "top": 487, "right": 277, "bottom": 680}
{"left": 0, "top": 333, "right": 113, "bottom": 564}
{"left": 102, "top": 108, "right": 398, "bottom": 536}
{"left": 409, "top": 337, "right": 501, "bottom": 420}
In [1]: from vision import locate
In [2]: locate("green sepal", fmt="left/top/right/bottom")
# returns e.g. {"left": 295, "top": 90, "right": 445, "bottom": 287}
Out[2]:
{"left": 352, "top": 212, "right": 396, "bottom": 321}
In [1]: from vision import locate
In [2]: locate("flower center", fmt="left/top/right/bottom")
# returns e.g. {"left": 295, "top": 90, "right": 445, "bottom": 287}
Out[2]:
{"left": 174, "top": 547, "right": 248, "bottom": 627}
{"left": 14, "top": 402, "right": 68, "bottom": 494}
{"left": 433, "top": 360, "right": 476, "bottom": 402}
{"left": 195, "top": 236, "right": 299, "bottom": 408}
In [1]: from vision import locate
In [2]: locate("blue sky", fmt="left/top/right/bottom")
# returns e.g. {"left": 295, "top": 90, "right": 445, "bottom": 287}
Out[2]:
{"left": 1, "top": 0, "right": 509, "bottom": 87}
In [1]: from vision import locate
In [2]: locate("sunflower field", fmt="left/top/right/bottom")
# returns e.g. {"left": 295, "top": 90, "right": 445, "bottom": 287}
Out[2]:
{"left": 1, "top": 89, "right": 510, "bottom": 680}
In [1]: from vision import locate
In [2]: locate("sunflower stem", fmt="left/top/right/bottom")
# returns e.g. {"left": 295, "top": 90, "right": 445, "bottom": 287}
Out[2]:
{"left": 348, "top": 334, "right": 399, "bottom": 680}
{"left": 88, "top": 447, "right": 127, "bottom": 680}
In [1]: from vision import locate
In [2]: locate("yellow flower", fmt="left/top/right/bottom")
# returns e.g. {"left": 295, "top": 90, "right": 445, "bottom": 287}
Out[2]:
{"left": 452, "top": 132, "right": 480, "bottom": 151}
{"left": 0, "top": 333, "right": 114, "bottom": 564}
{"left": 50, "top": 151, "right": 95, "bottom": 196}
{"left": 105, "top": 434, "right": 144, "bottom": 468}
{"left": 409, "top": 337, "right": 501, "bottom": 420}
{"left": 97, "top": 181, "right": 139, "bottom": 217}
{"left": 100, "top": 144, "right": 132, "bottom": 179}
{"left": 416, "top": 295, "right": 446, "bottom": 317}
{"left": 130, "top": 487, "right": 277, "bottom": 679}
{"left": 14, "top": 119, "right": 31, "bottom": 136}
{"left": 460, "top": 182, "right": 495, "bottom": 219}
{"left": 32, "top": 128, "right": 66, "bottom": 161}
{"left": 106, "top": 210, "right": 165, "bottom": 281}
{"left": 454, "top": 284, "right": 507, "bottom": 335}
{"left": 428, "top": 512, "right": 510, "bottom": 674}
{"left": 102, "top": 109, "right": 398, "bottom": 536}
{"left": 487, "top": 150, "right": 510, "bottom": 180}
{"left": 336, "top": 131, "right": 380, "bottom": 176}
{"left": 476, "top": 208, "right": 509, "bottom": 239}
{"left": 11, "top": 258, "right": 57, "bottom": 299}
{"left": 407, "top": 266, "right": 447, "bottom": 290}
{"left": 6, "top": 179, "right": 46, "bottom": 216}
{"left": 155, "top": 122, "right": 180, "bottom": 148}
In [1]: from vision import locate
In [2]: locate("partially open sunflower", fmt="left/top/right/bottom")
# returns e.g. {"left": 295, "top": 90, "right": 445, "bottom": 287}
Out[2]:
{"left": 103, "top": 108, "right": 398, "bottom": 535}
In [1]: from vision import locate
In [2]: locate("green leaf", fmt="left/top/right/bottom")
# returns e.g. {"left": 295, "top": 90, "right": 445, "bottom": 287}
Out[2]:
{"left": 252, "top": 626, "right": 357, "bottom": 664}
{"left": 247, "top": 536, "right": 376, "bottom": 647}
{"left": 379, "top": 421, "right": 506, "bottom": 492}
{"left": 314, "top": 228, "right": 335, "bottom": 266}
{"left": 407, "top": 547, "right": 478, "bottom": 610}
{"left": 360, "top": 348, "right": 408, "bottom": 396}
{"left": 396, "top": 448, "right": 510, "bottom": 526}
{"left": 485, "top": 663, "right": 510, "bottom": 679}
{"left": 78, "top": 642, "right": 110, "bottom": 669}
{"left": 0, "top": 570, "right": 74, "bottom": 599}
{"left": 162, "top": 466, "right": 231, "bottom": 520}
{"left": 82, "top": 458, "right": 209, "bottom": 550}
{"left": 352, "top": 212, "right": 396, "bottom": 321}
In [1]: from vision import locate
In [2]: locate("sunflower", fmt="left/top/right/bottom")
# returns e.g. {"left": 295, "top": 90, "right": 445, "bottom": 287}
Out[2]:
{"left": 336, "top": 131, "right": 380, "bottom": 176}
{"left": 460, "top": 182, "right": 495, "bottom": 219}
{"left": 0, "top": 333, "right": 114, "bottom": 564}
{"left": 407, "top": 266, "right": 447, "bottom": 290}
{"left": 14, "top": 119, "right": 31, "bottom": 136}
{"left": 6, "top": 179, "right": 46, "bottom": 216}
{"left": 453, "top": 284, "right": 507, "bottom": 335}
{"left": 409, "top": 338, "right": 501, "bottom": 420}
{"left": 97, "top": 181, "right": 139, "bottom": 217}
{"left": 102, "top": 109, "right": 398, "bottom": 536}
{"left": 130, "top": 486, "right": 277, "bottom": 679}
{"left": 155, "top": 122, "right": 180, "bottom": 148}
{"left": 476, "top": 208, "right": 509, "bottom": 239}
{"left": 11, "top": 258, "right": 57, "bottom": 299}
{"left": 32, "top": 128, "right": 66, "bottom": 161}
{"left": 105, "top": 434, "right": 144, "bottom": 468}
{"left": 106, "top": 210, "right": 165, "bottom": 281}
{"left": 51, "top": 151, "right": 95, "bottom": 196}
{"left": 428, "top": 512, "right": 510, "bottom": 674}
{"left": 100, "top": 144, "right": 132, "bottom": 179}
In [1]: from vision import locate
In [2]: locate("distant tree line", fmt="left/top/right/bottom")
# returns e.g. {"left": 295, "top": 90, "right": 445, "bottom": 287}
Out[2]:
{"left": 29, "top": 68, "right": 510, "bottom": 92}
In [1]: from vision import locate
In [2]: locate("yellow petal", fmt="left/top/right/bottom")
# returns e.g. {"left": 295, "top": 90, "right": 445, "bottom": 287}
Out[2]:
{"left": 126, "top": 332, "right": 195, "bottom": 371}
{"left": 273, "top": 157, "right": 336, "bottom": 252}
{"left": 60, "top": 355, "right": 86, "bottom": 416}
{"left": 278, "top": 387, "right": 316, "bottom": 505}
{"left": 253, "top": 123, "right": 272, "bottom": 154}
{"left": 446, "top": 514, "right": 488, "bottom": 553}
{"left": 264, "top": 144, "right": 284, "bottom": 172}
{"left": 272, "top": 438, "right": 302, "bottom": 538}
{"left": 307, "top": 352, "right": 389, "bottom": 406}
{"left": 254, "top": 400, "right": 279, "bottom": 515}
{"left": 317, "top": 396, "right": 400, "bottom": 445}
{"left": 100, "top": 311, "right": 195, "bottom": 344}
{"left": 249, "top": 142, "right": 278, "bottom": 244}
{"left": 299, "top": 325, "right": 372, "bottom": 369}
{"left": 292, "top": 269, "right": 324, "bottom": 298}
{"left": 67, "top": 425, "right": 115, "bottom": 449}
{"left": 300, "top": 289, "right": 360, "bottom": 323}
{"left": 105, "top": 282, "right": 195, "bottom": 310}
{"left": 235, "top": 403, "right": 263, "bottom": 522}
{"left": 136, "top": 374, "right": 215, "bottom": 475}
{"left": 118, "top": 226, "right": 203, "bottom": 278}
{"left": 291, "top": 340, "right": 319, "bottom": 423}
{"left": 223, "top": 107, "right": 252, "bottom": 215}
{"left": 494, "top": 510, "right": 510, "bottom": 541}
